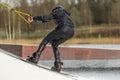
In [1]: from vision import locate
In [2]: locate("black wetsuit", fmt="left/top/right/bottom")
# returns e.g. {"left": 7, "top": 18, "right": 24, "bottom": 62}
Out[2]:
{"left": 29, "top": 6, "right": 74, "bottom": 64}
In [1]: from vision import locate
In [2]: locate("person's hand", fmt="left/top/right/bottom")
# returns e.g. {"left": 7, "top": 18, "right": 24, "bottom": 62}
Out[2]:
{"left": 28, "top": 16, "right": 33, "bottom": 23}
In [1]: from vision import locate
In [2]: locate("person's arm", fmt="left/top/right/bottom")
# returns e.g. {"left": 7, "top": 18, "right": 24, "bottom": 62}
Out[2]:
{"left": 28, "top": 13, "right": 53, "bottom": 23}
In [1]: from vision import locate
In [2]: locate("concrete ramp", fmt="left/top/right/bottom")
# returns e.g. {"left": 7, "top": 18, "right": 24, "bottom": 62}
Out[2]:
{"left": 0, "top": 49, "right": 74, "bottom": 80}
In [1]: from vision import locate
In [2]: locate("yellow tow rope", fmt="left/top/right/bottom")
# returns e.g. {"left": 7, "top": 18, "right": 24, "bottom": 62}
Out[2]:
{"left": 0, "top": 2, "right": 31, "bottom": 24}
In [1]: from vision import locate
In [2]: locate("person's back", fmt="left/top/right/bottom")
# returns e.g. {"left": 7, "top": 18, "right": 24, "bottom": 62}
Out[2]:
{"left": 51, "top": 5, "right": 74, "bottom": 28}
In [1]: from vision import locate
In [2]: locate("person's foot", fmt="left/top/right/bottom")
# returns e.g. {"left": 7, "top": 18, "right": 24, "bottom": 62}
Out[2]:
{"left": 51, "top": 62, "right": 63, "bottom": 72}
{"left": 27, "top": 52, "right": 39, "bottom": 64}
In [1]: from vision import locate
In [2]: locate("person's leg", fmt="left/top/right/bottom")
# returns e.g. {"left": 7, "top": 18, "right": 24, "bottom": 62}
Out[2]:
{"left": 51, "top": 43, "right": 62, "bottom": 72}
{"left": 52, "top": 45, "right": 61, "bottom": 70}
{"left": 52, "top": 45, "right": 60, "bottom": 62}
{"left": 27, "top": 30, "right": 59, "bottom": 64}
{"left": 51, "top": 38, "right": 67, "bottom": 72}
{"left": 27, "top": 39, "right": 48, "bottom": 64}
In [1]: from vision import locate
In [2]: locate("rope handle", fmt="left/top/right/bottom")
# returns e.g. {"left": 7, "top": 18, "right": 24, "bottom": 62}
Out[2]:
{"left": 0, "top": 2, "right": 31, "bottom": 24}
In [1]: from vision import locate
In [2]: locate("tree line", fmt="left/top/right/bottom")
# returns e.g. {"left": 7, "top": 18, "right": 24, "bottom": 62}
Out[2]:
{"left": 0, "top": 0, "right": 120, "bottom": 40}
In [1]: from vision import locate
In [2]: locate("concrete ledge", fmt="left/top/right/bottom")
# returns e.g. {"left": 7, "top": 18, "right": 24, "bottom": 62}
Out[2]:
{"left": 22, "top": 45, "right": 120, "bottom": 60}
{"left": 0, "top": 44, "right": 22, "bottom": 56}
{"left": 0, "top": 43, "right": 120, "bottom": 60}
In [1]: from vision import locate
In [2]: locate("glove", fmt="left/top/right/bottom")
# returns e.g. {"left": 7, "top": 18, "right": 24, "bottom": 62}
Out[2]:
{"left": 33, "top": 16, "right": 43, "bottom": 23}
{"left": 33, "top": 16, "right": 48, "bottom": 23}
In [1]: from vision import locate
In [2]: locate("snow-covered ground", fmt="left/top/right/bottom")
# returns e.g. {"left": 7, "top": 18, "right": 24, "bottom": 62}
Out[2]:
{"left": 0, "top": 49, "right": 76, "bottom": 80}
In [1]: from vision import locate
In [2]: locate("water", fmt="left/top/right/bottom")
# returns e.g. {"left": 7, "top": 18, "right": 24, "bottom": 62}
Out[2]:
{"left": 62, "top": 44, "right": 120, "bottom": 80}
{"left": 39, "top": 44, "right": 120, "bottom": 80}
{"left": 66, "top": 44, "right": 120, "bottom": 50}
{"left": 63, "top": 69, "right": 120, "bottom": 80}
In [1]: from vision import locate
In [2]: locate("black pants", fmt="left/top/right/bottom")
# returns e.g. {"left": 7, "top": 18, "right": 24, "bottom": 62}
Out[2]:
{"left": 36, "top": 25, "right": 74, "bottom": 62}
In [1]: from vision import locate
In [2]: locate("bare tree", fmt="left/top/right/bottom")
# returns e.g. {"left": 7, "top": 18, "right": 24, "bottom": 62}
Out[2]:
{"left": 80, "top": 0, "right": 93, "bottom": 26}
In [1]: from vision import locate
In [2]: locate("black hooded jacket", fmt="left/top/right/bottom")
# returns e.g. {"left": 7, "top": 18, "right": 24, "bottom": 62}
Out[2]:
{"left": 33, "top": 6, "right": 74, "bottom": 29}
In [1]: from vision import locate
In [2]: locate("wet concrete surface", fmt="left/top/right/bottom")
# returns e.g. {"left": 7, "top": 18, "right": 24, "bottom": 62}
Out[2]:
{"left": 63, "top": 68, "right": 120, "bottom": 80}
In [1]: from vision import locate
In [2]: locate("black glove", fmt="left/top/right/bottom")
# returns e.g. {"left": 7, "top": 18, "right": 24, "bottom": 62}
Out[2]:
{"left": 33, "top": 16, "right": 42, "bottom": 22}
{"left": 33, "top": 16, "right": 47, "bottom": 23}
